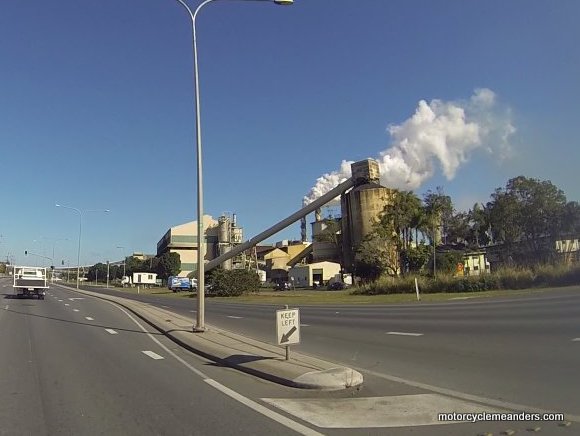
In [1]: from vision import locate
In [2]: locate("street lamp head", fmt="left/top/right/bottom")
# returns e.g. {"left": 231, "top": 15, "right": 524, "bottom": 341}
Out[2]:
{"left": 274, "top": 0, "right": 293, "bottom": 5}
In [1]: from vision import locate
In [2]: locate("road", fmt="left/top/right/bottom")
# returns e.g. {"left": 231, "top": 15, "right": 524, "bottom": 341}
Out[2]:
{"left": 0, "top": 277, "right": 321, "bottom": 436}
{"left": 81, "top": 284, "right": 580, "bottom": 418}
{"left": 2, "top": 277, "right": 578, "bottom": 435}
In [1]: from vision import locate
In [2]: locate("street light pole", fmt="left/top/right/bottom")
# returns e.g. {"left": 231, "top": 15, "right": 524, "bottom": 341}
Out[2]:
{"left": 51, "top": 238, "right": 68, "bottom": 283}
{"left": 174, "top": 0, "right": 293, "bottom": 333}
{"left": 116, "top": 246, "right": 126, "bottom": 279}
{"left": 56, "top": 204, "right": 110, "bottom": 289}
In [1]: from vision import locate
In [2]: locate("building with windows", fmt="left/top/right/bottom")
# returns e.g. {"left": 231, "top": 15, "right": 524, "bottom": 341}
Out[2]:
{"left": 156, "top": 214, "right": 244, "bottom": 277}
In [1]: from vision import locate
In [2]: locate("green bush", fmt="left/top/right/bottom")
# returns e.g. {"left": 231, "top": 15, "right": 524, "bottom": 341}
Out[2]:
{"left": 208, "top": 269, "right": 261, "bottom": 297}
{"left": 532, "top": 263, "right": 580, "bottom": 287}
{"left": 494, "top": 267, "right": 535, "bottom": 289}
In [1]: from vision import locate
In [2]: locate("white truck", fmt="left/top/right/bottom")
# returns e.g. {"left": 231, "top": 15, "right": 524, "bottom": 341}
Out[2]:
{"left": 13, "top": 266, "right": 48, "bottom": 299}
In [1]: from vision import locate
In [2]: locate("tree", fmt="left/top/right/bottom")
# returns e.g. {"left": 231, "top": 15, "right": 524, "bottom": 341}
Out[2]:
{"left": 560, "top": 201, "right": 580, "bottom": 235}
{"left": 355, "top": 221, "right": 400, "bottom": 280}
{"left": 487, "top": 176, "right": 568, "bottom": 263}
{"left": 423, "top": 187, "right": 453, "bottom": 276}
{"left": 208, "top": 269, "right": 260, "bottom": 297}
{"left": 375, "top": 190, "right": 424, "bottom": 275}
{"left": 446, "top": 211, "right": 470, "bottom": 246}
{"left": 156, "top": 252, "right": 181, "bottom": 280}
{"left": 87, "top": 263, "right": 108, "bottom": 282}
{"left": 400, "top": 244, "right": 431, "bottom": 273}
{"left": 379, "top": 190, "right": 423, "bottom": 250}
{"left": 467, "top": 203, "right": 491, "bottom": 247}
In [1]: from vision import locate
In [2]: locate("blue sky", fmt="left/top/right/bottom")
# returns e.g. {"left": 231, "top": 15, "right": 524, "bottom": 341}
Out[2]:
{"left": 1, "top": 0, "right": 579, "bottom": 266}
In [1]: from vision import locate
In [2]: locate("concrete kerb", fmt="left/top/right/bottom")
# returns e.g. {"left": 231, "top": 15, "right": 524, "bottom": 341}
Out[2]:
{"left": 55, "top": 284, "right": 363, "bottom": 391}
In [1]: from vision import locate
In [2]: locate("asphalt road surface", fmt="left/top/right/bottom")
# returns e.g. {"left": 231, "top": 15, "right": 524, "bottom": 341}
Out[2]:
{"left": 2, "top": 277, "right": 578, "bottom": 435}
{"left": 80, "top": 284, "right": 580, "bottom": 418}
{"left": 0, "top": 278, "right": 320, "bottom": 436}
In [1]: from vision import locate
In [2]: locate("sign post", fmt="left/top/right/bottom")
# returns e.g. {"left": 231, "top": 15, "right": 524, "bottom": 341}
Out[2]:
{"left": 276, "top": 305, "right": 300, "bottom": 360}
{"left": 415, "top": 277, "right": 420, "bottom": 301}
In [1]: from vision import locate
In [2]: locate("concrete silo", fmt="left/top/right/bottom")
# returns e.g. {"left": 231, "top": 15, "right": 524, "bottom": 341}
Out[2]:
{"left": 341, "top": 159, "right": 396, "bottom": 272}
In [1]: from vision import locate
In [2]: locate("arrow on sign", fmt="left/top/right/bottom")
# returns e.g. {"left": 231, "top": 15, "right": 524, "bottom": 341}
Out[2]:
{"left": 281, "top": 326, "right": 297, "bottom": 344}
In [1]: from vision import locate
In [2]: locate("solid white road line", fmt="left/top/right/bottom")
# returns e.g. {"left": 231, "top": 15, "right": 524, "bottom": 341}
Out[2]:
{"left": 386, "top": 331, "right": 424, "bottom": 337}
{"left": 227, "top": 316, "right": 243, "bottom": 319}
{"left": 142, "top": 351, "right": 164, "bottom": 360}
{"left": 85, "top": 317, "right": 94, "bottom": 321}
{"left": 206, "top": 379, "right": 323, "bottom": 436}
{"left": 105, "top": 329, "right": 118, "bottom": 335}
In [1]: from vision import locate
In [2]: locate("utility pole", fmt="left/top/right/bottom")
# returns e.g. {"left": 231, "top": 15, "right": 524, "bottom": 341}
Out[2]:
{"left": 433, "top": 221, "right": 437, "bottom": 278}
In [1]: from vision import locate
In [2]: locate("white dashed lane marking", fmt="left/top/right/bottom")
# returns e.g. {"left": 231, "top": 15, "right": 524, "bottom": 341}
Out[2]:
{"left": 73, "top": 309, "right": 79, "bottom": 312}
{"left": 105, "top": 329, "right": 118, "bottom": 335}
{"left": 572, "top": 338, "right": 580, "bottom": 342}
{"left": 142, "top": 351, "right": 164, "bottom": 360}
{"left": 85, "top": 317, "right": 94, "bottom": 321}
{"left": 64, "top": 303, "right": 70, "bottom": 306}
{"left": 300, "top": 324, "right": 310, "bottom": 327}
{"left": 386, "top": 331, "right": 424, "bottom": 337}
{"left": 227, "top": 316, "right": 243, "bottom": 319}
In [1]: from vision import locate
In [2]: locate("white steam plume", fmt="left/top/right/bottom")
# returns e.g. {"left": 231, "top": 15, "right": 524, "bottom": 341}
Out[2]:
{"left": 303, "top": 88, "right": 515, "bottom": 205}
